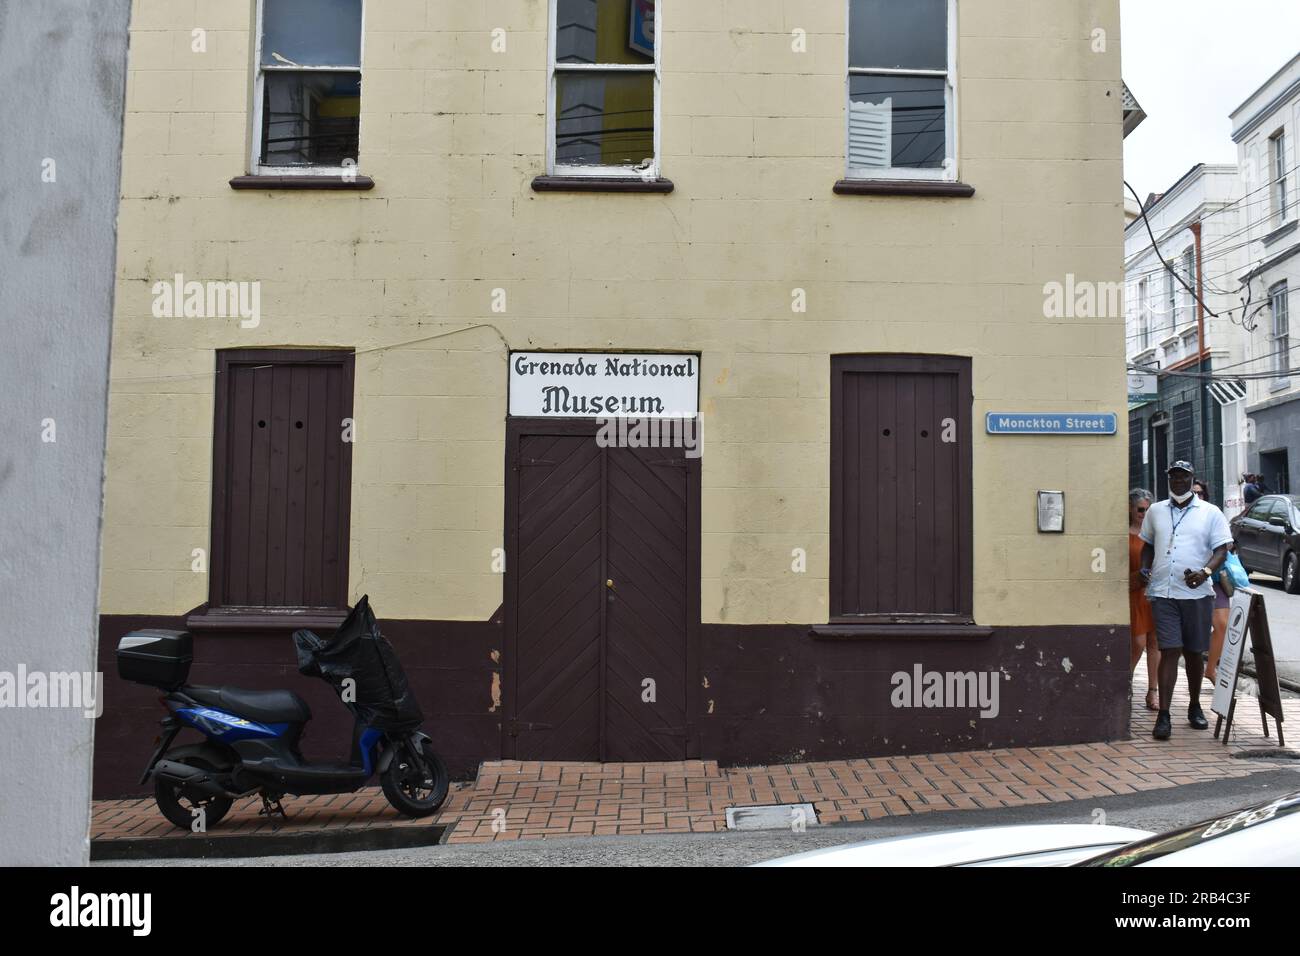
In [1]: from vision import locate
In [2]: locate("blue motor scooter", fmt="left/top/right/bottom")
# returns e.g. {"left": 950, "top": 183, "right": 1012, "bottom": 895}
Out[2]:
{"left": 117, "top": 596, "right": 448, "bottom": 830}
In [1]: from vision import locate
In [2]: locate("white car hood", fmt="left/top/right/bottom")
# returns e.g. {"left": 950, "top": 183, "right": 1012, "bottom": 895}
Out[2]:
{"left": 756, "top": 825, "right": 1155, "bottom": 867}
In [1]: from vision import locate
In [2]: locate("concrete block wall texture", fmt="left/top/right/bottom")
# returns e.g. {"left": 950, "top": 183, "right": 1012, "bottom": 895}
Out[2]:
{"left": 103, "top": 0, "right": 1127, "bottom": 629}
{"left": 0, "top": 1, "right": 132, "bottom": 864}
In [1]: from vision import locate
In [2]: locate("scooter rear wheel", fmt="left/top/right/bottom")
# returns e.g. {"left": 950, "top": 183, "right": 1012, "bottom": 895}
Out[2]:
{"left": 381, "top": 739, "right": 450, "bottom": 817}
{"left": 155, "top": 756, "right": 234, "bottom": 832}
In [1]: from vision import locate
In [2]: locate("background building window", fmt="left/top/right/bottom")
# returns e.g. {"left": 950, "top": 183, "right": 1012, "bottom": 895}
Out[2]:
{"left": 1181, "top": 247, "right": 1195, "bottom": 324}
{"left": 549, "top": 0, "right": 659, "bottom": 176}
{"left": 1271, "top": 280, "right": 1290, "bottom": 380}
{"left": 254, "top": 0, "right": 362, "bottom": 173}
{"left": 846, "top": 0, "right": 956, "bottom": 181}
{"left": 1164, "top": 266, "right": 1177, "bottom": 336}
{"left": 1138, "top": 276, "right": 1150, "bottom": 349}
{"left": 1272, "top": 129, "right": 1290, "bottom": 223}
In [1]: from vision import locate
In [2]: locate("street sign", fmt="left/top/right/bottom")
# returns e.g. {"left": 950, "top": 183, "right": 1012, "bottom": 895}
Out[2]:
{"left": 1212, "top": 591, "right": 1251, "bottom": 718}
{"left": 985, "top": 412, "right": 1117, "bottom": 435}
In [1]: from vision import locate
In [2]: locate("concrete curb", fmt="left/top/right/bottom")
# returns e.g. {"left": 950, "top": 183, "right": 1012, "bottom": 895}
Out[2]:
{"left": 91, "top": 823, "right": 449, "bottom": 861}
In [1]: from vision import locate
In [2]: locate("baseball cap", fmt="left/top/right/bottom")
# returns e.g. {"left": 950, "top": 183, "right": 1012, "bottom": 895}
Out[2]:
{"left": 1167, "top": 460, "right": 1194, "bottom": 474}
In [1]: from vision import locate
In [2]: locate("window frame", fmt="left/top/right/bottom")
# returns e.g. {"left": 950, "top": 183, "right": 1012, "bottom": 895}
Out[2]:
{"left": 843, "top": 0, "right": 959, "bottom": 183}
{"left": 248, "top": 0, "right": 365, "bottom": 178}
{"left": 192, "top": 348, "right": 357, "bottom": 632}
{"left": 1271, "top": 280, "right": 1290, "bottom": 380}
{"left": 1138, "top": 276, "right": 1150, "bottom": 349}
{"left": 1164, "top": 264, "right": 1177, "bottom": 335}
{"left": 1272, "top": 128, "right": 1290, "bottom": 223}
{"left": 546, "top": 0, "right": 663, "bottom": 179}
{"left": 1180, "top": 247, "right": 1195, "bottom": 325}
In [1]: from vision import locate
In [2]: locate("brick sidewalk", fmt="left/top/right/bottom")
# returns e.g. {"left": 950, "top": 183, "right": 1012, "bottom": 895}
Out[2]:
{"left": 435, "top": 674, "right": 1299, "bottom": 843}
{"left": 91, "top": 673, "right": 1298, "bottom": 848}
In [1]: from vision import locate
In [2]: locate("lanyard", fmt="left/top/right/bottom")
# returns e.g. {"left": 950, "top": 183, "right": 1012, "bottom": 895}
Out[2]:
{"left": 1168, "top": 500, "right": 1193, "bottom": 555}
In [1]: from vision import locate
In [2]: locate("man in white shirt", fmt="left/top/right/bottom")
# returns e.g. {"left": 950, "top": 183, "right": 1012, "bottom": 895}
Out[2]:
{"left": 1138, "top": 461, "right": 1232, "bottom": 740}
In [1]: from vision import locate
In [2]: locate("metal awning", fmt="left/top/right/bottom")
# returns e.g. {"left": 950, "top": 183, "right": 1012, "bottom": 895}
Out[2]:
{"left": 1206, "top": 379, "right": 1247, "bottom": 405}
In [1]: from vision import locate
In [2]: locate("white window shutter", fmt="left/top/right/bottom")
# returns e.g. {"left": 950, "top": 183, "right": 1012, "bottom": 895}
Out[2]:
{"left": 848, "top": 97, "right": 891, "bottom": 169}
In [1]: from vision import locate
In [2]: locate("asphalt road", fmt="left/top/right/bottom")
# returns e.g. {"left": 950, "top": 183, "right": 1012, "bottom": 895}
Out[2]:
{"left": 1243, "top": 573, "right": 1300, "bottom": 688}
{"left": 99, "top": 766, "right": 1300, "bottom": 867}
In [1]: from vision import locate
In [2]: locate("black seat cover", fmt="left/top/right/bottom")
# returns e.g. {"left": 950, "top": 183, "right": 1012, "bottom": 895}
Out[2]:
{"left": 185, "top": 686, "right": 312, "bottom": 724}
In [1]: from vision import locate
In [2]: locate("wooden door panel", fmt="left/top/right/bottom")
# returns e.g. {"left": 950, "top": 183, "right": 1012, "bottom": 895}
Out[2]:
{"left": 513, "top": 434, "right": 603, "bottom": 760}
{"left": 835, "top": 360, "right": 965, "bottom": 618}
{"left": 604, "top": 446, "right": 689, "bottom": 761}
{"left": 212, "top": 351, "right": 352, "bottom": 611}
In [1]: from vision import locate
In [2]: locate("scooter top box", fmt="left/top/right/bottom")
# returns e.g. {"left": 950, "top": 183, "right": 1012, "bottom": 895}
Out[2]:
{"left": 117, "top": 629, "right": 192, "bottom": 690}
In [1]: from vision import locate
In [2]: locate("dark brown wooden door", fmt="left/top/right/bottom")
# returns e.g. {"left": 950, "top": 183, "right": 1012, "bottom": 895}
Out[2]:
{"left": 507, "top": 422, "right": 696, "bottom": 762}
{"left": 513, "top": 434, "right": 604, "bottom": 759}
{"left": 604, "top": 444, "right": 690, "bottom": 760}
{"left": 831, "top": 355, "right": 972, "bottom": 621}
{"left": 211, "top": 349, "right": 354, "bottom": 611}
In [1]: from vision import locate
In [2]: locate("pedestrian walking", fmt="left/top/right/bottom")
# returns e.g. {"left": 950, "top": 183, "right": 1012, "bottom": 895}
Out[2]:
{"left": 1138, "top": 461, "right": 1232, "bottom": 739}
{"left": 1128, "top": 488, "right": 1158, "bottom": 711}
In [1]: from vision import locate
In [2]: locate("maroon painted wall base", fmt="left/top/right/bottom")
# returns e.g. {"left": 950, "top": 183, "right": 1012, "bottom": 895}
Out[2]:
{"left": 94, "top": 616, "right": 1129, "bottom": 798}
{"left": 698, "top": 624, "right": 1131, "bottom": 765}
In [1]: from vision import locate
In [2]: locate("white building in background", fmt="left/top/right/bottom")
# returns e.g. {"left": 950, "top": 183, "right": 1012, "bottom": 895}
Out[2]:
{"left": 1125, "top": 164, "right": 1247, "bottom": 510}
{"left": 1231, "top": 53, "right": 1300, "bottom": 498}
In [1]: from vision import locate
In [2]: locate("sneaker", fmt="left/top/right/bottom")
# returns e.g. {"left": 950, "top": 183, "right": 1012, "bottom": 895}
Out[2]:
{"left": 1153, "top": 710, "right": 1172, "bottom": 740}
{"left": 1188, "top": 702, "right": 1209, "bottom": 730}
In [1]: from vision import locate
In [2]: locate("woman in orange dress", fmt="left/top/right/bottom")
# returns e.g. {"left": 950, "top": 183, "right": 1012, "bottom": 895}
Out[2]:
{"left": 1129, "top": 488, "right": 1159, "bottom": 711}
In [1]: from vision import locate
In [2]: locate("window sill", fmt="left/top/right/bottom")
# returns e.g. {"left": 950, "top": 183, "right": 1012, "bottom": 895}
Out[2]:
{"left": 833, "top": 179, "right": 975, "bottom": 198}
{"left": 186, "top": 606, "right": 349, "bottom": 633}
{"left": 810, "top": 623, "right": 994, "bottom": 640}
{"left": 1263, "top": 219, "right": 1297, "bottom": 247}
{"left": 531, "top": 175, "right": 674, "bottom": 194}
{"left": 229, "top": 175, "right": 375, "bottom": 191}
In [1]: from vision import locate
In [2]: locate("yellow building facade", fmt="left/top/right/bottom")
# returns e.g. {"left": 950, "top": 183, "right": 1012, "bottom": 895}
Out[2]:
{"left": 96, "top": 0, "right": 1130, "bottom": 793}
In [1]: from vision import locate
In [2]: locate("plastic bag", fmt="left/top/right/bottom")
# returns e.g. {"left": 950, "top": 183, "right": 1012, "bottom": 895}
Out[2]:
{"left": 293, "top": 595, "right": 423, "bottom": 731}
{"left": 1222, "top": 551, "right": 1250, "bottom": 589}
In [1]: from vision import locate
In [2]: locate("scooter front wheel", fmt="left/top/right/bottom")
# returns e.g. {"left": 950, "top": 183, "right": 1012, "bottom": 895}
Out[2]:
{"left": 381, "top": 738, "right": 449, "bottom": 817}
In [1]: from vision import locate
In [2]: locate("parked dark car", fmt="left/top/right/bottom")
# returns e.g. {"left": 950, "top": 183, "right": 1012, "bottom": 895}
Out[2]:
{"left": 1230, "top": 493, "right": 1300, "bottom": 593}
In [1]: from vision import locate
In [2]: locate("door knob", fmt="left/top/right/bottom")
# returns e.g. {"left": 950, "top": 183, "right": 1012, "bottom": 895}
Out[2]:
{"left": 606, "top": 579, "right": 615, "bottom": 589}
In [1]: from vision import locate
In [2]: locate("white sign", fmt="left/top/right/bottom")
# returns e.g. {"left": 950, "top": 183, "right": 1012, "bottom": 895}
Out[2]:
{"left": 509, "top": 352, "right": 699, "bottom": 418}
{"left": 1211, "top": 589, "right": 1253, "bottom": 718}
{"left": 1127, "top": 371, "right": 1158, "bottom": 404}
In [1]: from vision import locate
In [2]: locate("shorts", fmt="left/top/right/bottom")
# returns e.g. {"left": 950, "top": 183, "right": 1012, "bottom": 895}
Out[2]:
{"left": 1149, "top": 596, "right": 1214, "bottom": 653}
{"left": 1212, "top": 578, "right": 1230, "bottom": 610}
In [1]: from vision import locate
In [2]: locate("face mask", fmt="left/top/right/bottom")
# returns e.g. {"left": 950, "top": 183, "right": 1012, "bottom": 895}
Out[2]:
{"left": 1171, "top": 488, "right": 1195, "bottom": 504}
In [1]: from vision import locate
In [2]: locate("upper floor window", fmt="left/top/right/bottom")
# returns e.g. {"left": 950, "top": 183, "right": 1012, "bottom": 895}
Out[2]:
{"left": 548, "top": 0, "right": 660, "bottom": 178}
{"left": 1272, "top": 130, "right": 1290, "bottom": 224}
{"left": 1164, "top": 266, "right": 1177, "bottom": 336}
{"left": 1138, "top": 277, "right": 1150, "bottom": 350}
{"left": 1271, "top": 281, "right": 1290, "bottom": 380}
{"left": 252, "top": 0, "right": 362, "bottom": 175}
{"left": 846, "top": 0, "right": 956, "bottom": 181}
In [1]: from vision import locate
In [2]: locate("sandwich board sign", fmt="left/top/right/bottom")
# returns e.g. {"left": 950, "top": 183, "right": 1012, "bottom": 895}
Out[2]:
{"left": 1211, "top": 588, "right": 1285, "bottom": 746}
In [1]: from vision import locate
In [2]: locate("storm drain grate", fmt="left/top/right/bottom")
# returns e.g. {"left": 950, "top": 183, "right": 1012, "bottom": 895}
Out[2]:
{"left": 725, "top": 803, "right": 820, "bottom": 831}
{"left": 1230, "top": 748, "right": 1299, "bottom": 760}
